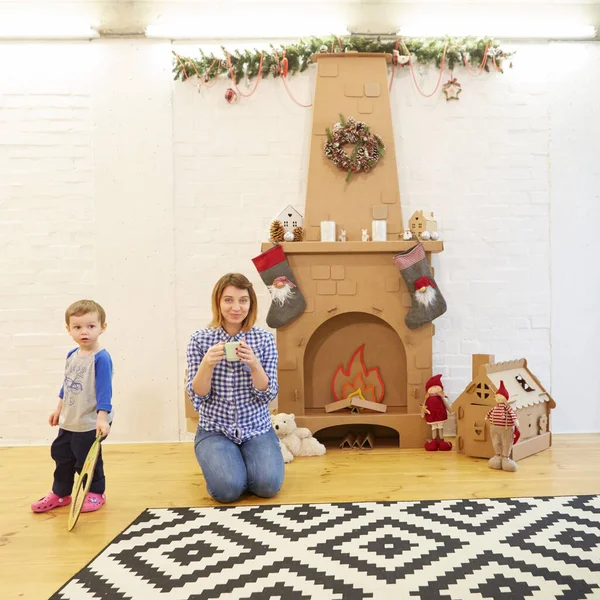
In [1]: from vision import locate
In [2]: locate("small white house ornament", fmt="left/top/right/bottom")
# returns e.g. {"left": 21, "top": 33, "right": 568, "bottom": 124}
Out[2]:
{"left": 277, "top": 205, "right": 304, "bottom": 233}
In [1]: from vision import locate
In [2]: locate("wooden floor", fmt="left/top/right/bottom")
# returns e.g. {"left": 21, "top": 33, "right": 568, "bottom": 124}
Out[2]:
{"left": 1, "top": 433, "right": 599, "bottom": 600}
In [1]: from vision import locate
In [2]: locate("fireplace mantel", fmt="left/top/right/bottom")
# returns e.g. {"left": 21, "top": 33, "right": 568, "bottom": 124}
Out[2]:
{"left": 260, "top": 241, "right": 444, "bottom": 254}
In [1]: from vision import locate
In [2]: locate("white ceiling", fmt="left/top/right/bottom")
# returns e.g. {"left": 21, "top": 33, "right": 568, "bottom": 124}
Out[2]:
{"left": 0, "top": 1, "right": 599, "bottom": 38}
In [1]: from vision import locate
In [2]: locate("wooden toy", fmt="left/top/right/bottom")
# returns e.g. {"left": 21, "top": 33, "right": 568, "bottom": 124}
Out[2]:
{"left": 67, "top": 433, "right": 103, "bottom": 532}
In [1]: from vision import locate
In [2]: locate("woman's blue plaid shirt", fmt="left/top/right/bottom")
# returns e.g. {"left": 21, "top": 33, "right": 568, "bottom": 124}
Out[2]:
{"left": 186, "top": 326, "right": 279, "bottom": 443}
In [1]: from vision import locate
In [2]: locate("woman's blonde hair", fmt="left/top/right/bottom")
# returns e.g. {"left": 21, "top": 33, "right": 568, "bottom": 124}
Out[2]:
{"left": 209, "top": 273, "right": 257, "bottom": 332}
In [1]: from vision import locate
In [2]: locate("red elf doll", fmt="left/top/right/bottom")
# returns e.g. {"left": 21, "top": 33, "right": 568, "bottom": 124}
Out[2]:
{"left": 420, "top": 374, "right": 453, "bottom": 451}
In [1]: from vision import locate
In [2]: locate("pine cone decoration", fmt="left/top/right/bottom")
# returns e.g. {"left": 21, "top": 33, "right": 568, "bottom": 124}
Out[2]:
{"left": 270, "top": 220, "right": 285, "bottom": 243}
{"left": 293, "top": 226, "right": 304, "bottom": 241}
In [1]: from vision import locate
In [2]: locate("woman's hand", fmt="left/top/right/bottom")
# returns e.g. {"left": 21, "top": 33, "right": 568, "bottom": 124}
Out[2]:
{"left": 236, "top": 338, "right": 260, "bottom": 370}
{"left": 202, "top": 342, "right": 225, "bottom": 367}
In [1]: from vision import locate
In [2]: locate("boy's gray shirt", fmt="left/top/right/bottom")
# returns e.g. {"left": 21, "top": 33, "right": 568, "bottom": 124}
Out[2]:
{"left": 59, "top": 347, "right": 113, "bottom": 432}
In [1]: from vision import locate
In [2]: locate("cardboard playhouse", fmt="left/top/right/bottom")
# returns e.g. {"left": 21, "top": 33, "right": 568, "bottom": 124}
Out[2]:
{"left": 185, "top": 52, "right": 444, "bottom": 449}
{"left": 453, "top": 354, "right": 556, "bottom": 461}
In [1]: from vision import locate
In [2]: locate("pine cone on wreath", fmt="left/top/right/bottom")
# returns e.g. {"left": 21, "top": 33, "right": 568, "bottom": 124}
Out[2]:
{"left": 293, "top": 226, "right": 304, "bottom": 241}
{"left": 270, "top": 220, "right": 286, "bottom": 243}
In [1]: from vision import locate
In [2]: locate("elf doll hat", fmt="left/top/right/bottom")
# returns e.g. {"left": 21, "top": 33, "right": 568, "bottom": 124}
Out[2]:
{"left": 495, "top": 380, "right": 509, "bottom": 401}
{"left": 425, "top": 374, "right": 443, "bottom": 391}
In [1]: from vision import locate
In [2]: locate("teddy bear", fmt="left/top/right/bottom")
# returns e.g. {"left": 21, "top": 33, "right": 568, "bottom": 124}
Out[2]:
{"left": 271, "top": 412, "right": 326, "bottom": 463}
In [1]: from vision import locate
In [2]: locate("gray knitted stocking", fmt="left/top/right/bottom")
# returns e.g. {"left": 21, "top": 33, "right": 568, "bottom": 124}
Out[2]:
{"left": 252, "top": 245, "right": 306, "bottom": 328}
{"left": 393, "top": 243, "right": 447, "bottom": 329}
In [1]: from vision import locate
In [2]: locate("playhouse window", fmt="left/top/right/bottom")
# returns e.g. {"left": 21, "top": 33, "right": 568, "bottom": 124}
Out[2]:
{"left": 476, "top": 382, "right": 490, "bottom": 400}
{"left": 515, "top": 374, "right": 534, "bottom": 392}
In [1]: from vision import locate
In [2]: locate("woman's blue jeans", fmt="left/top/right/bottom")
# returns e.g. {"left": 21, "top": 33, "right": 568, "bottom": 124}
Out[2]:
{"left": 194, "top": 427, "right": 284, "bottom": 503}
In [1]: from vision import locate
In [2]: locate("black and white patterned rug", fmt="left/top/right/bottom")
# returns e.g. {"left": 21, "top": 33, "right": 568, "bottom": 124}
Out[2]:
{"left": 52, "top": 495, "right": 600, "bottom": 600}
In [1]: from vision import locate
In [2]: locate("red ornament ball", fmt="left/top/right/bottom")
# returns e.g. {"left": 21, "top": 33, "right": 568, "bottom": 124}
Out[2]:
{"left": 224, "top": 88, "right": 238, "bottom": 104}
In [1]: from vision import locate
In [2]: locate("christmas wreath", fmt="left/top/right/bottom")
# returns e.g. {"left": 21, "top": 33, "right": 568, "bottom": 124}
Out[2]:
{"left": 324, "top": 115, "right": 385, "bottom": 182}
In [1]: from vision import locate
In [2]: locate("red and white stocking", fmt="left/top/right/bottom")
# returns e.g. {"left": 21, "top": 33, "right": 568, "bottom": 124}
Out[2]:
{"left": 252, "top": 245, "right": 307, "bottom": 328}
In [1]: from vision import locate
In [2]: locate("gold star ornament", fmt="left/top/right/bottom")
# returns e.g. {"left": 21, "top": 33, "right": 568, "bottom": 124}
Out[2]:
{"left": 442, "top": 77, "right": 462, "bottom": 101}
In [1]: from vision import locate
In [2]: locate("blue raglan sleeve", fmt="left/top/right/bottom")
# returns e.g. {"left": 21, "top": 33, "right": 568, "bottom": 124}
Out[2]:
{"left": 58, "top": 348, "right": 79, "bottom": 399}
{"left": 94, "top": 350, "right": 113, "bottom": 413}
{"left": 252, "top": 331, "right": 279, "bottom": 404}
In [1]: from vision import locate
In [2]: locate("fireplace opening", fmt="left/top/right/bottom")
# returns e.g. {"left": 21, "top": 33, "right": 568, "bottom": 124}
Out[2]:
{"left": 313, "top": 424, "right": 400, "bottom": 449}
{"left": 303, "top": 312, "right": 407, "bottom": 415}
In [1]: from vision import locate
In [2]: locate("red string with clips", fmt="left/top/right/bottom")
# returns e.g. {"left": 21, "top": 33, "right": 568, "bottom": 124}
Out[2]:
{"left": 388, "top": 39, "right": 401, "bottom": 91}
{"left": 331, "top": 37, "right": 343, "bottom": 53}
{"left": 275, "top": 48, "right": 312, "bottom": 108}
{"left": 400, "top": 39, "right": 449, "bottom": 98}
{"left": 172, "top": 51, "right": 219, "bottom": 88}
{"left": 460, "top": 42, "right": 490, "bottom": 77}
{"left": 226, "top": 51, "right": 264, "bottom": 98}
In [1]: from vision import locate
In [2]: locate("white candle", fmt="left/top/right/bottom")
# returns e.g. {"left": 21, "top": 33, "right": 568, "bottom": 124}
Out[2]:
{"left": 372, "top": 220, "right": 387, "bottom": 242}
{"left": 320, "top": 221, "right": 336, "bottom": 242}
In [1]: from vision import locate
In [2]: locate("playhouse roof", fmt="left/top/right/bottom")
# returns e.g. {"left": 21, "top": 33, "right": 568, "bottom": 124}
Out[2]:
{"left": 454, "top": 357, "right": 556, "bottom": 411}
{"left": 484, "top": 359, "right": 555, "bottom": 410}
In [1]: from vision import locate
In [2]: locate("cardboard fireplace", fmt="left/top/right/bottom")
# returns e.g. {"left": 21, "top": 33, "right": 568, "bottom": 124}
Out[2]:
{"left": 185, "top": 53, "right": 444, "bottom": 448}
{"left": 264, "top": 53, "right": 443, "bottom": 448}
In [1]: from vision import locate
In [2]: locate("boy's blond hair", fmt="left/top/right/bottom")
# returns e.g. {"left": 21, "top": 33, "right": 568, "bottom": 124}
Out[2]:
{"left": 209, "top": 273, "right": 257, "bottom": 333}
{"left": 65, "top": 300, "right": 107, "bottom": 326}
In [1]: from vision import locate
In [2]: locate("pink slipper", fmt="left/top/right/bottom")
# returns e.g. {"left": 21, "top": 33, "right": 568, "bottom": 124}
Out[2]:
{"left": 81, "top": 492, "right": 106, "bottom": 513}
{"left": 31, "top": 492, "right": 72, "bottom": 513}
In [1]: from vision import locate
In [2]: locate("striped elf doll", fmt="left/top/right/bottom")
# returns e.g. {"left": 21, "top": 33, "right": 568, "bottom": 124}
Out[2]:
{"left": 485, "top": 380, "right": 521, "bottom": 472}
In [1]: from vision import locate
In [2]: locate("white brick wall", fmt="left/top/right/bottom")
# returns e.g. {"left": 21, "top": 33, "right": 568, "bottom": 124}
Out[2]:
{"left": 0, "top": 39, "right": 598, "bottom": 445}
{"left": 0, "top": 44, "right": 96, "bottom": 445}
{"left": 392, "top": 46, "right": 554, "bottom": 397}
{"left": 90, "top": 40, "right": 179, "bottom": 443}
{"left": 549, "top": 43, "right": 600, "bottom": 433}
{"left": 0, "top": 41, "right": 179, "bottom": 445}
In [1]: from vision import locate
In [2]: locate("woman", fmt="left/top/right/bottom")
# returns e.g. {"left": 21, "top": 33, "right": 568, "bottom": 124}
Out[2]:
{"left": 186, "top": 273, "right": 284, "bottom": 503}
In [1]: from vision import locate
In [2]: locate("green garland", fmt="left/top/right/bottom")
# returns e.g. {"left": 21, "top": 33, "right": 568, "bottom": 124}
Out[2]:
{"left": 172, "top": 35, "right": 511, "bottom": 83}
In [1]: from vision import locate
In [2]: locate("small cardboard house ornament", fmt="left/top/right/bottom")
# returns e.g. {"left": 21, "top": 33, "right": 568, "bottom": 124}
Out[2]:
{"left": 453, "top": 354, "right": 556, "bottom": 461}
{"left": 277, "top": 205, "right": 303, "bottom": 234}
{"left": 408, "top": 211, "right": 437, "bottom": 240}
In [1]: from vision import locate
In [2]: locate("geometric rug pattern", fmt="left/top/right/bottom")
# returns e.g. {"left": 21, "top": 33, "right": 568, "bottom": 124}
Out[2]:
{"left": 51, "top": 495, "right": 600, "bottom": 600}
